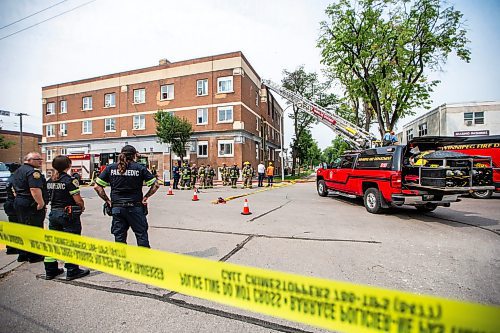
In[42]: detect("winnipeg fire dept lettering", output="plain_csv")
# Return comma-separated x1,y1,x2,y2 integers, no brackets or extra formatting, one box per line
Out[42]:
110,169,140,176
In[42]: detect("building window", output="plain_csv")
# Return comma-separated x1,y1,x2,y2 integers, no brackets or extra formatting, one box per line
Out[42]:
474,112,484,124
197,79,208,96
418,123,427,137
197,141,208,157
105,118,116,132
217,76,233,93
46,102,55,115
133,115,145,130
60,148,67,155
406,128,414,141
82,96,92,111
60,123,67,136
256,142,259,159
104,93,116,107
160,84,174,100
133,88,145,104
218,140,234,157
46,149,54,162
464,112,485,125
60,100,67,114
256,116,260,131
256,92,259,106
217,106,233,123
82,120,92,134
197,108,208,125
46,125,55,137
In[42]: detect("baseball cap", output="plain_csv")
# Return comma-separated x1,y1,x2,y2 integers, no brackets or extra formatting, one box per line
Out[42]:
121,145,137,155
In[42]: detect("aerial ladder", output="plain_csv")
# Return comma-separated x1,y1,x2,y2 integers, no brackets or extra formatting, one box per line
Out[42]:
261,79,377,149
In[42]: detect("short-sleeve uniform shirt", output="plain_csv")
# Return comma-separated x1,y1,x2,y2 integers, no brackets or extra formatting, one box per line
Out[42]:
47,173,80,209
12,164,48,203
96,162,156,203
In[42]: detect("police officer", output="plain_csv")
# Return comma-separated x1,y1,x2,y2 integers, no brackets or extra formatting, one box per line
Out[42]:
45,155,89,280
229,163,240,189
198,163,206,189
94,145,160,248
172,161,180,190
12,152,48,263
4,163,20,255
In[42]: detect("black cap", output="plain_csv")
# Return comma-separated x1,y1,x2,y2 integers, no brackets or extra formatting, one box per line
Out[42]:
121,145,137,155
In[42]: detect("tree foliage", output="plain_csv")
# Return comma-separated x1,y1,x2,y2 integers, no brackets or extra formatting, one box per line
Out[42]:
322,136,350,164
0,134,15,149
318,0,470,137
154,110,193,161
293,129,322,169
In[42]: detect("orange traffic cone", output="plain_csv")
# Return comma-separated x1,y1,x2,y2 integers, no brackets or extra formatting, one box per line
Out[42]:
241,199,252,215
192,190,199,201
167,186,174,195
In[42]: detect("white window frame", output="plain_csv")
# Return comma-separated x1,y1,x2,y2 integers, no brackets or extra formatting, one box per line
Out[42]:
218,139,234,157
104,93,116,107
217,76,233,93
217,105,233,123
196,108,208,125
46,124,55,137
46,102,55,115
197,141,208,157
60,148,67,155
60,100,67,114
255,91,259,106
59,123,67,136
160,84,174,100
82,96,92,111
82,120,92,134
133,115,145,130
46,149,54,162
406,128,414,141
197,79,208,96
104,118,116,132
133,88,145,104
418,123,427,137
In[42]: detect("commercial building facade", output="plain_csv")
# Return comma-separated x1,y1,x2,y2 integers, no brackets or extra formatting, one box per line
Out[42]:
400,101,500,144
41,52,283,179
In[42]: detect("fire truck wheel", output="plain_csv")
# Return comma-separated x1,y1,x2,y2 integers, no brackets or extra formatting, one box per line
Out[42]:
363,188,383,214
470,190,493,199
415,203,438,212
317,180,328,197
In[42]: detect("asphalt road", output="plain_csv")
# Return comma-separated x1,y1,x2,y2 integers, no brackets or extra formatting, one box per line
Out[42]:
0,182,499,333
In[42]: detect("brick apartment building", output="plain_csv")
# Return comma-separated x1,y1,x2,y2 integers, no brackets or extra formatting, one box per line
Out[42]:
0,129,41,163
41,51,283,179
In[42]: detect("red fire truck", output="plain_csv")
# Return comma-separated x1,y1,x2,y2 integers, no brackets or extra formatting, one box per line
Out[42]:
67,154,96,184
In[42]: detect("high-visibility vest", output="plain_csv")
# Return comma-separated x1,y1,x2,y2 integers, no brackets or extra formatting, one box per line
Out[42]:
266,166,274,176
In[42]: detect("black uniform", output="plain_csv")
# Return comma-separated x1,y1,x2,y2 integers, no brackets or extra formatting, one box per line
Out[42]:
4,173,18,254
45,173,83,277
12,164,48,262
96,161,156,247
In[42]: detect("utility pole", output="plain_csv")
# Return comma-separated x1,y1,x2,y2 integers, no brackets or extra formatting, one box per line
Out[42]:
15,113,29,163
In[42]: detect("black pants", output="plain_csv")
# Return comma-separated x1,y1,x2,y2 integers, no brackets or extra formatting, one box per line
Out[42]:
173,177,180,189
258,173,264,187
46,210,82,275
267,176,274,186
3,200,18,253
14,197,45,261
111,206,150,248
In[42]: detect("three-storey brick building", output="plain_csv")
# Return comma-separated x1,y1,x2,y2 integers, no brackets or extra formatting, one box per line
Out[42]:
41,52,283,179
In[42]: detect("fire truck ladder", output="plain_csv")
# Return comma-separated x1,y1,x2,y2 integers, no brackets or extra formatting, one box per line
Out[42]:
262,79,376,149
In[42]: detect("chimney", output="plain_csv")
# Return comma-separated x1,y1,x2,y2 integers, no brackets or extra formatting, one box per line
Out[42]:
159,58,171,65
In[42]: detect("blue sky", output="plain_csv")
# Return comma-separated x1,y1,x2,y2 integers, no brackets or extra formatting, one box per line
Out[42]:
0,0,499,150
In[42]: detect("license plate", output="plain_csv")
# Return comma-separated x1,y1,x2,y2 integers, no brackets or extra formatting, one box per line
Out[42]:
423,195,434,200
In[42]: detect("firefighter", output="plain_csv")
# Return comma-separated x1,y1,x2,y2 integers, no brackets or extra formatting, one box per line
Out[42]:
45,155,89,280
242,162,254,189
198,164,206,189
4,163,20,255
229,163,240,189
221,163,229,186
180,162,192,190
191,163,198,189
12,152,48,263
205,164,213,188
94,145,160,248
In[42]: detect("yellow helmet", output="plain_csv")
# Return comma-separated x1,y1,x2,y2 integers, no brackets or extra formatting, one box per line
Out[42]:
244,161,250,165
269,162,273,166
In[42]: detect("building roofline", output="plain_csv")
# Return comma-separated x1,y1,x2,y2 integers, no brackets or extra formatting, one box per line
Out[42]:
42,51,259,90
0,129,42,139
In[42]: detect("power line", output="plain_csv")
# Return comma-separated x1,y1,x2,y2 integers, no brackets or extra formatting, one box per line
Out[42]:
0,0,69,30
0,0,97,42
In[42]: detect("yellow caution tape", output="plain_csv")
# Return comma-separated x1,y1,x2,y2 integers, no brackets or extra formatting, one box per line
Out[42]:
0,221,498,332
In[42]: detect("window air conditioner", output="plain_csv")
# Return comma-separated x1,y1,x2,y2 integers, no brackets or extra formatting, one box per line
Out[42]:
465,120,473,126
105,103,111,107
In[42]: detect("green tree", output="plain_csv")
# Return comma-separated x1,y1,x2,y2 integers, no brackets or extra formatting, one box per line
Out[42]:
0,134,15,149
322,136,350,164
154,110,193,162
282,66,337,175
318,0,470,137
294,130,322,169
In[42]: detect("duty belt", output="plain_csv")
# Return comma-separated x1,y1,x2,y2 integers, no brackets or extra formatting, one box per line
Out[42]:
112,202,143,208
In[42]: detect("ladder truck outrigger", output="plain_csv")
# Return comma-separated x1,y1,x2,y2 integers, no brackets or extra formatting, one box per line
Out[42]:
261,79,494,214
261,79,377,150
